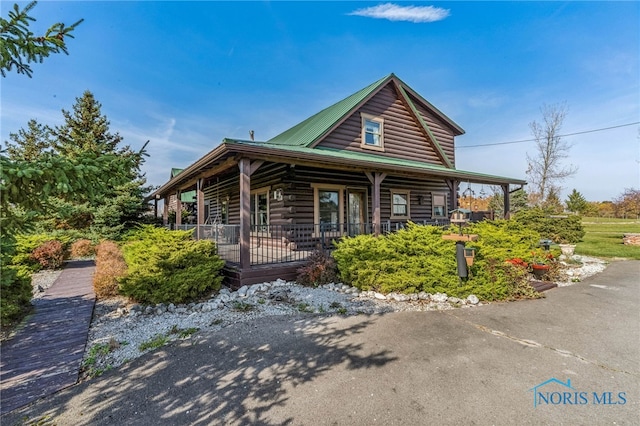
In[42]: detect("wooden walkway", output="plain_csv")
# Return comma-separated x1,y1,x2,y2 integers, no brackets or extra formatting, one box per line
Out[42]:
0,260,96,415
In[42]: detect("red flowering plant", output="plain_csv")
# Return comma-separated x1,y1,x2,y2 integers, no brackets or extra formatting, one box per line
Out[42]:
505,258,528,268
529,250,555,266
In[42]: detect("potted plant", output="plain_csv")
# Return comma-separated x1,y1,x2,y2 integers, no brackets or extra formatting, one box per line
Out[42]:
529,250,554,279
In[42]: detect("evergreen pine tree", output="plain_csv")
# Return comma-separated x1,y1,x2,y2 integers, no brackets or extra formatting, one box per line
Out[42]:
53,91,123,158
565,189,588,215
4,118,53,160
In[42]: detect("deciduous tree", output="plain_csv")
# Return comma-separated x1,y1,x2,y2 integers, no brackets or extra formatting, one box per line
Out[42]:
614,188,640,219
526,103,577,205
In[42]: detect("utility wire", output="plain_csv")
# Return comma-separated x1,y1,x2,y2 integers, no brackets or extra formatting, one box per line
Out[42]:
455,121,640,149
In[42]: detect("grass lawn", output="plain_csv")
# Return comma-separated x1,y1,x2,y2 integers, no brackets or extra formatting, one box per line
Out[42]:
577,217,640,260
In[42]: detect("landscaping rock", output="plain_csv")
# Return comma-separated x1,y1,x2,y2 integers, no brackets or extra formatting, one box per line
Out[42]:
431,293,448,303
467,295,479,305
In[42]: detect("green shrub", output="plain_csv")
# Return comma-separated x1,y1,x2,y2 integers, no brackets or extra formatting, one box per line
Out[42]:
513,208,585,244
1,234,33,326
296,250,338,287
1,262,32,326
118,226,225,304
30,240,65,270
93,241,127,299
332,222,541,301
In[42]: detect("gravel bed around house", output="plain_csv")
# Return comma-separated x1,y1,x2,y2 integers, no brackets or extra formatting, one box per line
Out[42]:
80,255,608,379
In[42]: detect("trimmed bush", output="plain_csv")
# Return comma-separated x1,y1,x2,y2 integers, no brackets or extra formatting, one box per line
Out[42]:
93,241,127,299
71,239,96,258
296,251,338,287
118,226,225,304
30,240,65,270
513,208,585,244
332,221,542,301
13,233,74,270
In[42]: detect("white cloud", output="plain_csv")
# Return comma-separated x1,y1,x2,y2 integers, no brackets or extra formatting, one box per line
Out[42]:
349,3,450,23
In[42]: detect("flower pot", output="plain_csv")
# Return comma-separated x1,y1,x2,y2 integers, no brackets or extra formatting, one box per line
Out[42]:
531,263,550,279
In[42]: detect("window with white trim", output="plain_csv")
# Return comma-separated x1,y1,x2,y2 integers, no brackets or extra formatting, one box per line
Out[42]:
391,190,410,219
361,113,384,151
250,188,269,231
432,193,447,218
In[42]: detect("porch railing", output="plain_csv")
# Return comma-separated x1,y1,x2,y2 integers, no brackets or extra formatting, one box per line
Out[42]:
173,220,452,266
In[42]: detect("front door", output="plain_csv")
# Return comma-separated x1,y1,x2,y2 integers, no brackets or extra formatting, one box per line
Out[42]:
347,189,367,236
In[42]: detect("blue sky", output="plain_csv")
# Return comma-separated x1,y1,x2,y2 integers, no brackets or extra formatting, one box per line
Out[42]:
1,1,638,201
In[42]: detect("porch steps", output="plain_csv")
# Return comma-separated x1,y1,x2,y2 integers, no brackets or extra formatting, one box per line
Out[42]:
223,261,306,289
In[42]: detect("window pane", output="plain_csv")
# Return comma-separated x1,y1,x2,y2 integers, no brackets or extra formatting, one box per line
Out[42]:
319,190,339,226
365,120,380,133
364,119,381,146
392,193,408,216
221,201,228,224
433,194,446,217
257,193,268,226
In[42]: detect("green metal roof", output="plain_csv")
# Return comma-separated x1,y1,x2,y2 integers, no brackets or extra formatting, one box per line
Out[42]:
170,168,196,202
266,74,392,147
223,139,526,185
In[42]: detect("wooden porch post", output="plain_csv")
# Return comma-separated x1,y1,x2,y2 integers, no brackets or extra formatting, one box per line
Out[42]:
447,179,459,211
239,159,264,269
154,197,158,219
239,158,251,269
176,190,182,226
366,172,387,236
196,179,205,239
162,197,169,226
502,184,511,219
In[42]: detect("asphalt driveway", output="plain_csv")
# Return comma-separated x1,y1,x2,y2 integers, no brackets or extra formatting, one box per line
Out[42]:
3,260,638,425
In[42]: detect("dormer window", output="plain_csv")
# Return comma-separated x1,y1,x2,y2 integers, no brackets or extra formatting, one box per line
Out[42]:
361,113,384,151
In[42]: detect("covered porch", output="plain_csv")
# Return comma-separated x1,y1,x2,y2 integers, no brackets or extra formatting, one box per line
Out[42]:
152,148,524,287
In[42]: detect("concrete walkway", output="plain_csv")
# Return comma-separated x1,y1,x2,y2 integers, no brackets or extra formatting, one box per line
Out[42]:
2,260,637,425
0,260,96,415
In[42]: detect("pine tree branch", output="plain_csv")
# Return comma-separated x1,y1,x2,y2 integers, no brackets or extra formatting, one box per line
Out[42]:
0,1,83,77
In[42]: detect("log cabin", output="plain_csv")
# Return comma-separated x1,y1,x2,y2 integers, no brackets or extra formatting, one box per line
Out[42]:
151,74,526,287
